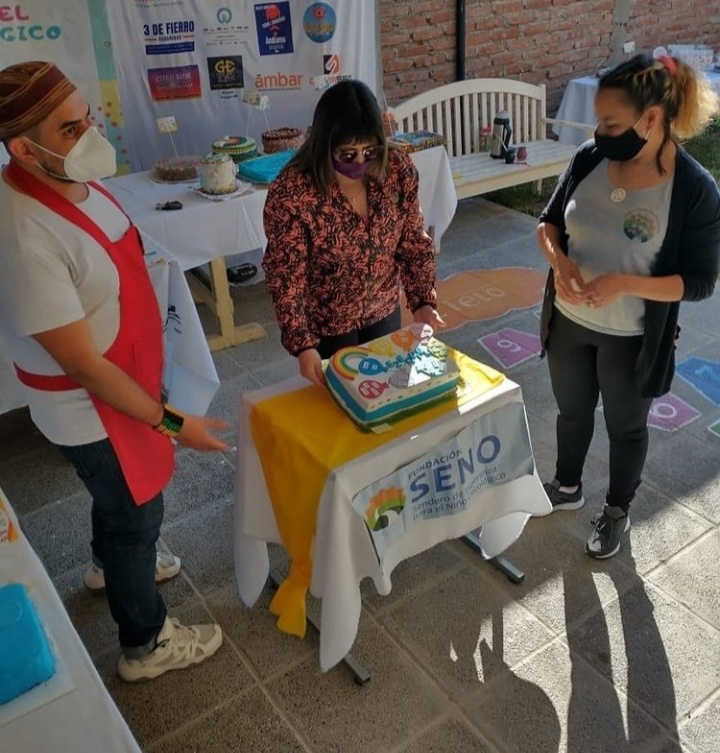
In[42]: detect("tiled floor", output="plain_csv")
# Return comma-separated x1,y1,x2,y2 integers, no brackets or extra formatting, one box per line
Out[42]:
3,196,720,752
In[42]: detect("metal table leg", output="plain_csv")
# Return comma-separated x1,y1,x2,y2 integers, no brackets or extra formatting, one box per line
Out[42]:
462,531,525,584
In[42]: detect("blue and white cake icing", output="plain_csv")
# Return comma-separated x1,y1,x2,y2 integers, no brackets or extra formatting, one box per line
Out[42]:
0,583,56,705
326,323,459,427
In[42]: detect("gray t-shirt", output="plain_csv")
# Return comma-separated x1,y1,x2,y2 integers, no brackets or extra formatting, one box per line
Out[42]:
555,159,674,335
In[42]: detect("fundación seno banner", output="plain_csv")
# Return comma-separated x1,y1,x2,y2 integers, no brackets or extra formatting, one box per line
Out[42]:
0,0,129,171
352,401,536,566
106,1,378,171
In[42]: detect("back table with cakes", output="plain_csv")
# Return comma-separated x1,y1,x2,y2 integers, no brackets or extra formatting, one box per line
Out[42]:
102,142,458,352
233,325,552,676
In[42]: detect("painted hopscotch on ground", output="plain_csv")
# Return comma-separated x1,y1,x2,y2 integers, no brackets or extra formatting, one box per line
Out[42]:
478,326,715,433
478,328,542,369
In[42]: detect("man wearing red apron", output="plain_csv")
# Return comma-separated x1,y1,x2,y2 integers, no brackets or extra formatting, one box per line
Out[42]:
0,62,226,682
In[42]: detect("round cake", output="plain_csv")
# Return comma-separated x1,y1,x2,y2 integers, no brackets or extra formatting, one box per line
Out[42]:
211,136,258,164
261,127,303,154
198,153,237,195
151,156,200,183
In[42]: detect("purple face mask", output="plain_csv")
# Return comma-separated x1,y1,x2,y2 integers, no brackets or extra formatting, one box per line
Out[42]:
332,159,371,180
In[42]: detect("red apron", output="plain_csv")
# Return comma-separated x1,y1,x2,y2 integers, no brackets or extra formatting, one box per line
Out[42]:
6,162,174,505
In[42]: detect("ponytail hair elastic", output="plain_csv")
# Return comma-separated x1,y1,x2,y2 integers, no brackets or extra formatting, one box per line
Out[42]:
657,55,678,77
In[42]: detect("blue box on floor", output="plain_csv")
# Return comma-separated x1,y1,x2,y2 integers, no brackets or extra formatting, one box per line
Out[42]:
0,583,56,705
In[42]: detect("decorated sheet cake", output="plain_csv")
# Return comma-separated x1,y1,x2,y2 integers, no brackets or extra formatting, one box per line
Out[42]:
326,324,459,428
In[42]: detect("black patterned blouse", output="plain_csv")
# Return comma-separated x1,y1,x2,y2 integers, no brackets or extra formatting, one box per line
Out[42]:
262,148,437,356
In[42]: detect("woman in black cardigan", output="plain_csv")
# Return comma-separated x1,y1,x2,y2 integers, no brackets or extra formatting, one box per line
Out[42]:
536,53,720,558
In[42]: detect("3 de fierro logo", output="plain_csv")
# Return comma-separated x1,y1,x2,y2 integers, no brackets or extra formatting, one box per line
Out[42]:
207,56,244,90
254,2,294,56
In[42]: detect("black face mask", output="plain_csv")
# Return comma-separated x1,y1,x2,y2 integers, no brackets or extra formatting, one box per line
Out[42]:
594,120,648,162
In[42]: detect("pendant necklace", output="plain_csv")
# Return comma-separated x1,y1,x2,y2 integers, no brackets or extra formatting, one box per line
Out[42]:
610,186,626,203
610,162,627,203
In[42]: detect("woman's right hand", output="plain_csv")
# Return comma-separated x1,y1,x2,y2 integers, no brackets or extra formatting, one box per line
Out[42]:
553,254,586,304
298,348,326,385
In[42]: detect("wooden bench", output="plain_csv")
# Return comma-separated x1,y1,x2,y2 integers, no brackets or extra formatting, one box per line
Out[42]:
392,78,594,200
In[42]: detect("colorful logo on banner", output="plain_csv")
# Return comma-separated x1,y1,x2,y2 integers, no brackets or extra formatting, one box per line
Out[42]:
142,19,195,55
478,328,541,369
254,71,303,90
303,2,336,43
0,4,61,42
207,56,244,90
352,402,535,565
147,65,201,101
254,2,294,55
676,357,720,406
312,53,353,89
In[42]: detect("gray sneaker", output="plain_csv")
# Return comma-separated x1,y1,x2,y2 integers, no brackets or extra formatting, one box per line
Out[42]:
117,617,223,682
585,505,630,559
543,479,585,511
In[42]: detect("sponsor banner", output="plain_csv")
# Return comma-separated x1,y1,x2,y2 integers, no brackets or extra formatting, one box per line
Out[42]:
352,402,535,565
254,2,293,56
207,55,244,90
0,0,128,172
148,64,202,100
106,0,378,170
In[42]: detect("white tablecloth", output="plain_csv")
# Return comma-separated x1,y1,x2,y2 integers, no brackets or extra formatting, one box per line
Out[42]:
102,147,458,272
234,375,551,671
0,237,219,416
554,71,720,145
0,488,142,753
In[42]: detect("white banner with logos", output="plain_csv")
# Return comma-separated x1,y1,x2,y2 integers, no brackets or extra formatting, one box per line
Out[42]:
352,401,537,567
0,0,123,167
106,1,377,171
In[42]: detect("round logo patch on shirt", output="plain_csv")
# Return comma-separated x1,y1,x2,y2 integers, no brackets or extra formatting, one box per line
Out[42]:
623,209,659,243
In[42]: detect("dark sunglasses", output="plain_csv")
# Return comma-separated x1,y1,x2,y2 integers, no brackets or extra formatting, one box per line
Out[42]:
334,145,383,163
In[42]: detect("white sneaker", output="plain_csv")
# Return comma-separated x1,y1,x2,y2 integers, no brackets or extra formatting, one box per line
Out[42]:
83,552,181,591
117,617,223,682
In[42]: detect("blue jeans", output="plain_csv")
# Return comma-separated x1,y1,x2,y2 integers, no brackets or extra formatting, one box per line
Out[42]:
59,439,167,655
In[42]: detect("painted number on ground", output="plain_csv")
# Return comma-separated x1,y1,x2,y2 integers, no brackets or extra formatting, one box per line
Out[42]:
676,357,720,406
647,393,700,432
478,328,541,369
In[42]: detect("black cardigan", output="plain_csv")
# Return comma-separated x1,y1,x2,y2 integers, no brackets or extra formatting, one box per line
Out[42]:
538,141,720,398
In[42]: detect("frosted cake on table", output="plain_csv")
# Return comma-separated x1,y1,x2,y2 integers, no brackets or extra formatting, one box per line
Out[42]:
326,324,459,428
198,152,237,195
211,135,258,163
0,583,56,705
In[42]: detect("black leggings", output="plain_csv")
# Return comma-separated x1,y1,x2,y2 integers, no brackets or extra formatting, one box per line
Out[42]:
546,310,653,509
316,307,402,359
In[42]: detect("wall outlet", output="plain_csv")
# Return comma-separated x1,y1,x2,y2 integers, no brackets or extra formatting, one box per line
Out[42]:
623,41,636,54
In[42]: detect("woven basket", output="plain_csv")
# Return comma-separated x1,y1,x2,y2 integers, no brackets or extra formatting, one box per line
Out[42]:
261,127,303,154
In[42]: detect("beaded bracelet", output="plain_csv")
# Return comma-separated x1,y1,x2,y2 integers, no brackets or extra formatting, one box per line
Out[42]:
153,404,185,438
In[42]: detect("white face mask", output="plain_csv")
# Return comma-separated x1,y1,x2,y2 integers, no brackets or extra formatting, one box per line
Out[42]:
26,126,117,183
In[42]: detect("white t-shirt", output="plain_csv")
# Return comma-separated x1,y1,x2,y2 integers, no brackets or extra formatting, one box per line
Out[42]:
556,159,673,336
0,177,130,446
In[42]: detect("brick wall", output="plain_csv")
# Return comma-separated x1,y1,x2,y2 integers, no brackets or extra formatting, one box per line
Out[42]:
380,0,720,114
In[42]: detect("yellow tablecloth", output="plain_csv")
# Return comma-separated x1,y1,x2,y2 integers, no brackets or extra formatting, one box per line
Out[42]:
250,351,504,637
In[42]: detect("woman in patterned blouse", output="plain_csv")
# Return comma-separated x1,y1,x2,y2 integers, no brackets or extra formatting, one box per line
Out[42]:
262,79,443,385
